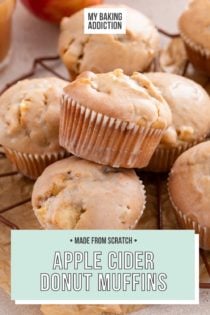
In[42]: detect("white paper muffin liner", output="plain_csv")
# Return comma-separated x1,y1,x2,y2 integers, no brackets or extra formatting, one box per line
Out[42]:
180,30,210,74
4,147,66,180
146,137,206,173
180,30,210,58
167,174,210,250
59,95,165,169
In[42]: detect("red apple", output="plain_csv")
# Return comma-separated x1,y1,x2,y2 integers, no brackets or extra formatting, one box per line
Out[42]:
21,0,103,23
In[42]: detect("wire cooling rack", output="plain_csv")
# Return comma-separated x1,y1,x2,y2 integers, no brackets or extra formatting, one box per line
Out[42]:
0,29,210,290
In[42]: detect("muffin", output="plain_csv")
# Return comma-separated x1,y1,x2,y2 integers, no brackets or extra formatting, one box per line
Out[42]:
32,156,145,229
59,69,172,168
179,0,210,75
145,72,210,172
41,304,143,315
159,37,188,75
58,4,160,78
0,77,69,179
168,141,210,250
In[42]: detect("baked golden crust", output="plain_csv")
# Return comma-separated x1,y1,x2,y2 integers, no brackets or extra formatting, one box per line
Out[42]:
146,72,210,146
0,77,68,154
32,156,145,229
58,4,160,75
63,69,172,129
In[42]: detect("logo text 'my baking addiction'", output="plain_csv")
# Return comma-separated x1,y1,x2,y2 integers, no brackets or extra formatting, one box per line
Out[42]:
84,8,127,34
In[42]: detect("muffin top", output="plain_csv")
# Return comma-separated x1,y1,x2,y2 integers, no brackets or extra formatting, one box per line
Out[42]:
168,141,210,227
32,156,145,230
59,4,160,75
179,0,210,54
0,77,68,154
63,69,172,129
146,72,210,146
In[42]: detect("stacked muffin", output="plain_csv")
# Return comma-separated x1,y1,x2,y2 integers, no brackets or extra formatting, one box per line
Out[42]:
30,67,173,233
59,69,171,168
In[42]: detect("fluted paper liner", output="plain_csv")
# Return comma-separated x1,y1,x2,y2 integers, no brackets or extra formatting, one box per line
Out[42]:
146,137,206,172
131,179,146,229
3,147,66,180
180,30,210,75
168,175,210,250
59,95,165,169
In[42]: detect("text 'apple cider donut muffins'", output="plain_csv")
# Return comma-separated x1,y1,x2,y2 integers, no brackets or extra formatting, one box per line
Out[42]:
32,156,146,230
179,0,210,76
145,72,210,172
0,77,69,179
59,69,172,168
58,4,160,78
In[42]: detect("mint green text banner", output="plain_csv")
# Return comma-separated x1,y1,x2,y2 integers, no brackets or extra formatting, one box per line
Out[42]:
11,230,198,303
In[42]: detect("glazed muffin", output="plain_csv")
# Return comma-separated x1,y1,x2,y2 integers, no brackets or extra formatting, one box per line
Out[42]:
179,0,210,75
59,4,160,78
145,72,210,172
59,69,172,168
168,141,210,250
0,77,69,179
32,156,145,229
